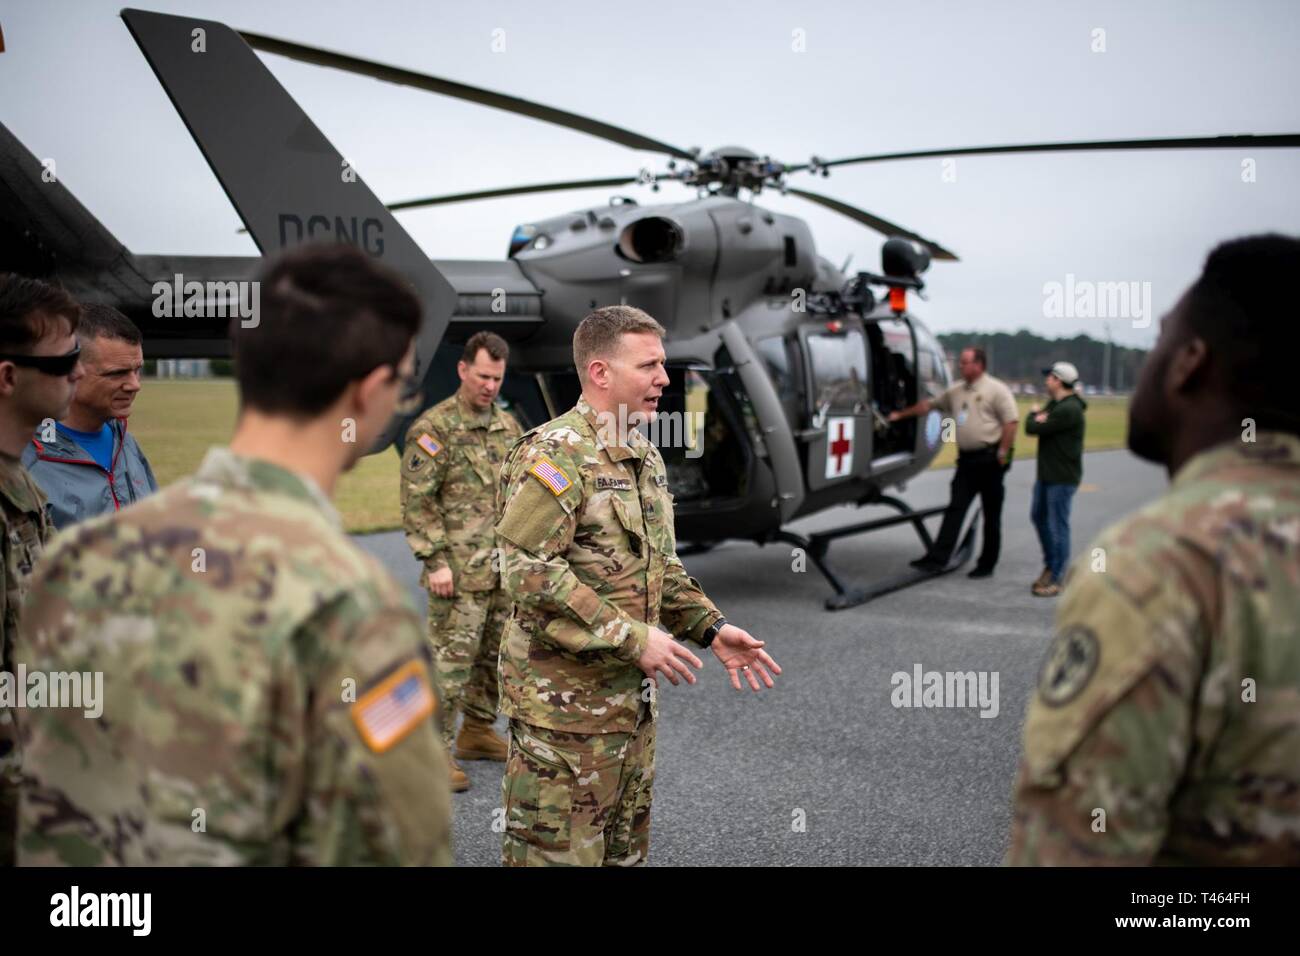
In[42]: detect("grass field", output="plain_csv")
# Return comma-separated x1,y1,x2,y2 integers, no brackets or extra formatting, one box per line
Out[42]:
131,381,1128,533
131,379,402,533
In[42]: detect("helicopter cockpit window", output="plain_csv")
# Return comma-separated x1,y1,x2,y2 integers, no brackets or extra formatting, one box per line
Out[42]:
913,325,951,398
806,330,869,411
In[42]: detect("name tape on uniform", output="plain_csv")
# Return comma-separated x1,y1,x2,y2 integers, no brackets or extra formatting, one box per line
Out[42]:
528,457,573,496
350,659,436,753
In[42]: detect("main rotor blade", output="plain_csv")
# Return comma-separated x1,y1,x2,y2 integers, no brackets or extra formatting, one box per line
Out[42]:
784,187,959,261
387,176,642,212
240,30,695,160
788,133,1300,172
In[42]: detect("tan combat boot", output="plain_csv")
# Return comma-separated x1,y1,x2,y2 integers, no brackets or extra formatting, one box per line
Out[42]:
449,755,470,792
455,715,509,762
1032,567,1052,590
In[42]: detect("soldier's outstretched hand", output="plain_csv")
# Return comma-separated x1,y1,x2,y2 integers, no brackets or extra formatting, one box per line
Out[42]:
712,625,781,692
638,626,702,687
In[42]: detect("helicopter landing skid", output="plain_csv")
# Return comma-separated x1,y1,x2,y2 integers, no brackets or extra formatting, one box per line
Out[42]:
771,497,980,611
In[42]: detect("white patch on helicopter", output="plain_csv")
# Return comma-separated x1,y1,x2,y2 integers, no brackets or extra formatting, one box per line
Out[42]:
825,417,854,479
924,410,942,450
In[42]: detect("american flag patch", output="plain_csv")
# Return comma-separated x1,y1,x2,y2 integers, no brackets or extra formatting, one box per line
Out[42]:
528,457,572,496
415,433,442,459
349,660,436,754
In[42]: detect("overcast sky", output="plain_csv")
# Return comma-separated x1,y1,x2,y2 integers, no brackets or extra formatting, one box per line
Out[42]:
3,0,1298,347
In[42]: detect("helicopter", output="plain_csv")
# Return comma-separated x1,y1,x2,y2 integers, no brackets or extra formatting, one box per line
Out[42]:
3,8,1297,608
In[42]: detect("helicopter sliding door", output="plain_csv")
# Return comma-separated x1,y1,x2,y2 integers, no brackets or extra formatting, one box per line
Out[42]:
797,321,873,492
865,317,918,461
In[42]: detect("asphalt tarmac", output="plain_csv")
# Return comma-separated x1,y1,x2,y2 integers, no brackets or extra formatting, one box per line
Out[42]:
355,448,1168,866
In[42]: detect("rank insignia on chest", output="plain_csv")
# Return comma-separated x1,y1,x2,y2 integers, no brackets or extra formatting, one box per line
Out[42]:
415,433,442,459
595,476,632,491
350,660,437,753
528,456,573,496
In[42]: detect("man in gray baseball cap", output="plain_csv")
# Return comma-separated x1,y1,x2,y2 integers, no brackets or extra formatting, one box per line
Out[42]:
1025,361,1087,596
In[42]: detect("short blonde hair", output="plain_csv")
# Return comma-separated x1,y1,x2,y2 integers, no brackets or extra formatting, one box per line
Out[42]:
572,305,665,382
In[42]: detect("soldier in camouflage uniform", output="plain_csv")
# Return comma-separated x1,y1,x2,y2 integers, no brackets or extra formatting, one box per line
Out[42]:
401,331,522,792
1008,234,1300,865
14,246,452,866
0,275,83,867
494,305,781,866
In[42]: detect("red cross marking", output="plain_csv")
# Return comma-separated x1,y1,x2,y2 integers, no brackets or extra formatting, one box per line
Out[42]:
830,421,852,470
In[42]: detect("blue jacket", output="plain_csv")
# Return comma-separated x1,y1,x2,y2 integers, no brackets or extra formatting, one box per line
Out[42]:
22,418,159,530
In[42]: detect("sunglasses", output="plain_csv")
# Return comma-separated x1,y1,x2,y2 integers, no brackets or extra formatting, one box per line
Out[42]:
0,342,81,376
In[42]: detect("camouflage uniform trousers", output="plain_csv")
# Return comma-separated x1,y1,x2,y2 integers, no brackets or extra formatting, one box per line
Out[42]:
427,587,509,746
500,716,655,867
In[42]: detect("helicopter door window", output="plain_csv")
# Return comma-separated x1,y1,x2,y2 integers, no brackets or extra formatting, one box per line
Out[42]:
755,336,791,394
655,365,749,505
874,318,916,410
866,318,919,459
756,334,804,426
806,330,869,416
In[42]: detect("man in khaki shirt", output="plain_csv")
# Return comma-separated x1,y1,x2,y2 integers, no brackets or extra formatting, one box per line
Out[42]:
891,346,1019,577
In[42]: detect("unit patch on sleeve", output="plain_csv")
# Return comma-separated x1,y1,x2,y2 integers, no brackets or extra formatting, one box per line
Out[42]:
1037,625,1101,708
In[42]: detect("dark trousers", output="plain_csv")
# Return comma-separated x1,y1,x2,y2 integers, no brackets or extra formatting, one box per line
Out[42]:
929,449,1006,571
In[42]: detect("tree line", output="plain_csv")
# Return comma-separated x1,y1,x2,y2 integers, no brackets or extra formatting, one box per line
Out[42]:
935,329,1147,391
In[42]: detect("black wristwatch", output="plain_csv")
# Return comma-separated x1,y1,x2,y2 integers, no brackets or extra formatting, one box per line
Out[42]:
699,617,727,647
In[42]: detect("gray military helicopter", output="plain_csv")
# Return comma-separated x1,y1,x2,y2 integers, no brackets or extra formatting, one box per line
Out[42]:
4,9,1297,607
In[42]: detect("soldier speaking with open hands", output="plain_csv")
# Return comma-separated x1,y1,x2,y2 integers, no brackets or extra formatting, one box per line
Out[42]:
494,305,780,866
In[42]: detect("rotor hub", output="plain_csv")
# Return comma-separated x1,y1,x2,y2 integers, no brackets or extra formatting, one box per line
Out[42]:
657,146,787,196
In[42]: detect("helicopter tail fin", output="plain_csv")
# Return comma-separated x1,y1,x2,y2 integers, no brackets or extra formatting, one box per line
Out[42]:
121,8,458,451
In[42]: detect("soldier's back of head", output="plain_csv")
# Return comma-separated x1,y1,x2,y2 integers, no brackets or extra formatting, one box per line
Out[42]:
15,244,451,866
